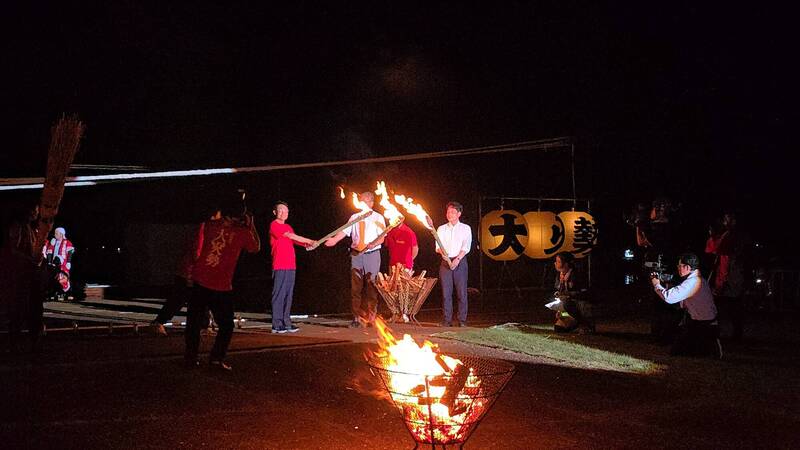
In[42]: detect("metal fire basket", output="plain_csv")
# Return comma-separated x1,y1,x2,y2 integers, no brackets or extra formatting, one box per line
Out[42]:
369,354,515,449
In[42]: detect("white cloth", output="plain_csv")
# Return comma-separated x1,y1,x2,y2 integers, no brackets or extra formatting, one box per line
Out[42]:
653,269,717,321
343,211,386,250
435,221,472,258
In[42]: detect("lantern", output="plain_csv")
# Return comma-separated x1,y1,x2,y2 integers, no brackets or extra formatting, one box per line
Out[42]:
522,212,565,259
558,211,598,258
480,210,528,261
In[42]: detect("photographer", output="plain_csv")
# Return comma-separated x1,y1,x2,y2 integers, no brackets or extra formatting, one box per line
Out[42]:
184,194,260,371
650,252,723,358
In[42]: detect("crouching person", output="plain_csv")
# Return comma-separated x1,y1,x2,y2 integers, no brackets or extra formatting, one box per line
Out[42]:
650,252,722,358
551,252,594,334
185,199,260,371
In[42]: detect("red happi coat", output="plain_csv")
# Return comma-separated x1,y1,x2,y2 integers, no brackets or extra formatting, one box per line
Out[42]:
43,238,75,275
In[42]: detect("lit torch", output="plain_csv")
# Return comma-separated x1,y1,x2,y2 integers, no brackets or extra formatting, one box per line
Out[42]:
395,194,451,265
307,192,373,250
351,181,404,256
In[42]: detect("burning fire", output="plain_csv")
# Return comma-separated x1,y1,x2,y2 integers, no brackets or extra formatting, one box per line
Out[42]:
394,194,434,229
374,181,404,225
371,318,486,444
337,186,345,199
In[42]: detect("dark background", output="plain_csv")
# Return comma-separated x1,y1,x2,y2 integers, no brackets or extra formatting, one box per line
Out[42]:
2,2,796,312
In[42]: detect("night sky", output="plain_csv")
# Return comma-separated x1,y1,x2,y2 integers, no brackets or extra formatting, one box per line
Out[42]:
2,2,796,260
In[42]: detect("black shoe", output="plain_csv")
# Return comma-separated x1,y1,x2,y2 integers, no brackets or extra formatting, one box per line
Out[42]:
349,320,361,328
209,360,232,372
439,321,452,327
286,325,300,333
271,328,287,334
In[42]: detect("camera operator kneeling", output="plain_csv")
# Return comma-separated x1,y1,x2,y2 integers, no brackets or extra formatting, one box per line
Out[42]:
651,253,723,359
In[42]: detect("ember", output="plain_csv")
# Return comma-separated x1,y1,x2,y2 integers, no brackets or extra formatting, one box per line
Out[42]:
368,318,515,447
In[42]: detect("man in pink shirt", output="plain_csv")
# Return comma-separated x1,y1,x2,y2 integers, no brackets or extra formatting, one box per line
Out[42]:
384,222,418,269
269,201,315,333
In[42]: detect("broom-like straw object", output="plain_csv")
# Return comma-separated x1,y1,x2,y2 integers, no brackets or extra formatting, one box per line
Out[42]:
35,114,85,250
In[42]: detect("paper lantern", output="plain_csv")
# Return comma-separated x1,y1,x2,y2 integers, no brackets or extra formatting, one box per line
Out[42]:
558,211,598,257
522,212,565,259
480,210,528,261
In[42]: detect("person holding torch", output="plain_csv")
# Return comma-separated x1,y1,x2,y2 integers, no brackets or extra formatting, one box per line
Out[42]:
436,201,472,327
324,191,386,328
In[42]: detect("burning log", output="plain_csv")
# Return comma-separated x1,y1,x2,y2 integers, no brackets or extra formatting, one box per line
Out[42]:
439,363,470,414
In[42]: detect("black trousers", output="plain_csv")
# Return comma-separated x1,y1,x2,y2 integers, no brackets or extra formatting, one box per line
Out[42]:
155,276,191,324
184,285,234,362
670,316,720,357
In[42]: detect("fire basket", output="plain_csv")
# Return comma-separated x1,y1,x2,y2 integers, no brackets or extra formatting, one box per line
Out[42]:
374,263,438,324
369,353,515,449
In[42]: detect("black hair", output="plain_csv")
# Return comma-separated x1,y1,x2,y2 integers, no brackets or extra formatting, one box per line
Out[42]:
678,252,700,270
555,251,575,268
274,200,289,210
446,201,463,213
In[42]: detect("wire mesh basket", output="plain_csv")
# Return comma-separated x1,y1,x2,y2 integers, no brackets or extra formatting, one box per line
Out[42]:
369,354,515,448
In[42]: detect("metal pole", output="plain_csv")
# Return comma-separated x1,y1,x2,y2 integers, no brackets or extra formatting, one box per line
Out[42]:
478,196,483,297
587,199,592,288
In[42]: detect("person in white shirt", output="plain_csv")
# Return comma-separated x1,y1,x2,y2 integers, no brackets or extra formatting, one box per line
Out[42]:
435,201,472,327
325,191,386,328
651,252,723,358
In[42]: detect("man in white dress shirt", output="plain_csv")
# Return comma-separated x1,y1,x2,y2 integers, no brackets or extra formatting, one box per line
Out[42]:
651,252,723,358
325,191,387,328
435,201,472,327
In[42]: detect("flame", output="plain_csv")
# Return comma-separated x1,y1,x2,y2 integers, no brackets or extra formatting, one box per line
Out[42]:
371,318,485,444
351,192,371,213
394,194,434,229
338,186,345,199
374,181,404,225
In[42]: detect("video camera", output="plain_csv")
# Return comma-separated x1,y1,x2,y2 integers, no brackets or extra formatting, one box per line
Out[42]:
646,254,673,283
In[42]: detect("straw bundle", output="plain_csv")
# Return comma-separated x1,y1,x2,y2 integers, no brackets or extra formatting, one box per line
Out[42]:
35,114,85,249
374,263,438,324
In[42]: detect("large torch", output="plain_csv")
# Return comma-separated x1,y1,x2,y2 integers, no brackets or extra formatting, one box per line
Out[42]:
394,194,451,266
351,181,404,256
307,192,373,250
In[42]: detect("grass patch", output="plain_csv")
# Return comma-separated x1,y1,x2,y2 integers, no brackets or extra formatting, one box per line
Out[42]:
434,323,663,374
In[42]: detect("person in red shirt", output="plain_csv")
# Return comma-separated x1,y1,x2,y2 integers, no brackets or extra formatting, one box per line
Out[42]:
384,222,418,270
185,200,260,371
269,201,315,333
